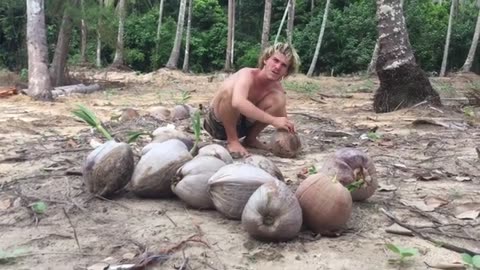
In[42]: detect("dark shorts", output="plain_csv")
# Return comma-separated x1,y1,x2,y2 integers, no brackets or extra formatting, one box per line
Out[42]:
203,109,253,140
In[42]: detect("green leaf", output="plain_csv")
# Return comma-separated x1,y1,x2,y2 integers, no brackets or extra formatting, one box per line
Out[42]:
367,131,381,141
308,165,317,175
347,179,364,192
127,131,151,143
472,255,480,268
398,247,418,257
462,253,473,265
31,201,47,214
386,243,401,254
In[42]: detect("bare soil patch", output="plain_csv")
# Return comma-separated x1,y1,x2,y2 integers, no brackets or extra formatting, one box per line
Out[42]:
1,70,479,270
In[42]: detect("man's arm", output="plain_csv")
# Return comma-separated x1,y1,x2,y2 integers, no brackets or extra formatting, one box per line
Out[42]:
231,71,275,125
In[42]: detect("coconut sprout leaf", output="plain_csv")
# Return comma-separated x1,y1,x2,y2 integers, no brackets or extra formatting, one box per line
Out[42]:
472,255,480,267
386,243,401,254
347,179,364,192
72,104,113,140
0,248,27,264
30,201,47,214
127,131,152,143
462,253,473,265
192,110,201,143
308,165,317,175
398,247,418,257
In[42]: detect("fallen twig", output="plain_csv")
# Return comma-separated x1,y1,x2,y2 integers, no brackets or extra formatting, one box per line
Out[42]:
65,170,83,176
63,207,81,253
93,194,131,210
318,93,353,99
288,112,331,122
423,261,466,269
308,96,327,104
380,208,480,256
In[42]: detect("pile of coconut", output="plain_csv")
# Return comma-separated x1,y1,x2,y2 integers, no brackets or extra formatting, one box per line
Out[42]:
82,123,377,242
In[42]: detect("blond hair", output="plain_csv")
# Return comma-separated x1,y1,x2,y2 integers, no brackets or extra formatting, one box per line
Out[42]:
258,43,300,77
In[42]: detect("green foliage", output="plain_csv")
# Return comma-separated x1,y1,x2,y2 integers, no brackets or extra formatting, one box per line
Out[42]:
308,165,317,175
126,131,153,143
346,179,364,192
462,253,480,269
30,201,47,215
283,80,320,94
386,243,419,264
0,248,27,265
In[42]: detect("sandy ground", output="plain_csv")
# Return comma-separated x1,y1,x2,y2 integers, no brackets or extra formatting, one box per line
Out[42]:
0,69,479,270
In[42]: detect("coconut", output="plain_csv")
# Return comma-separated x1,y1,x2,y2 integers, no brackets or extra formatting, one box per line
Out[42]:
148,106,171,121
119,108,140,122
130,139,192,198
242,181,302,241
322,148,378,201
171,104,192,120
83,140,134,197
172,156,226,209
152,125,194,150
270,130,302,158
243,154,284,181
197,144,233,164
208,164,278,219
295,173,352,234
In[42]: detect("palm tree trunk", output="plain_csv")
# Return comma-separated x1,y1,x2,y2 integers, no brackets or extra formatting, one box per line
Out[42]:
462,7,480,72
155,0,165,64
80,0,87,64
26,0,53,101
275,0,290,44
111,0,126,68
307,0,331,77
166,0,187,69
261,0,272,51
440,0,456,77
287,0,295,44
225,0,235,71
182,0,194,72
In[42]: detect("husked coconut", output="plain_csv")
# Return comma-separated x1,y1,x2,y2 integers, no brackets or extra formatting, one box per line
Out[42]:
244,154,284,181
172,156,226,209
152,126,194,150
295,173,352,235
208,164,278,219
270,130,302,158
197,144,233,164
171,104,193,120
322,148,378,201
131,139,192,197
83,140,134,197
119,108,140,122
141,141,188,156
242,181,302,241
148,106,171,121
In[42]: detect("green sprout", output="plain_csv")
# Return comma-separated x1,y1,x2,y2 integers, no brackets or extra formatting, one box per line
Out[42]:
126,131,154,143
462,253,480,269
386,243,418,264
308,165,317,175
72,104,113,140
346,179,364,192
0,248,27,265
367,131,381,141
190,110,201,155
463,106,475,118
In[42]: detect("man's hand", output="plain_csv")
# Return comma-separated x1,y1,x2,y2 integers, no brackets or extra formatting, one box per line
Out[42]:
271,117,295,133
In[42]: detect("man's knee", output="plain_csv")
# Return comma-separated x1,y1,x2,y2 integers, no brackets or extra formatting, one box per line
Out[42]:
258,91,286,114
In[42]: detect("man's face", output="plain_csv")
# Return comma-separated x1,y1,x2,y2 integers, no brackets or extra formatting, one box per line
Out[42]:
263,52,289,81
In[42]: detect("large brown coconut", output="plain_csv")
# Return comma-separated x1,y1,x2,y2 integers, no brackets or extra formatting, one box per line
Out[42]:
130,139,192,198
197,144,233,164
322,148,378,201
242,181,302,241
295,173,352,234
243,155,284,181
270,130,302,158
172,156,226,209
83,140,134,197
208,164,278,219
152,126,194,150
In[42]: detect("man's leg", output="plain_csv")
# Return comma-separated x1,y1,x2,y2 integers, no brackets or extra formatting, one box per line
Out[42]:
243,90,286,150
215,96,249,156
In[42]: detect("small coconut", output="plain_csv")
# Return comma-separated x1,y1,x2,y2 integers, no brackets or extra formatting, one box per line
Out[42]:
197,144,233,164
171,104,192,120
295,173,352,234
172,156,226,209
208,164,278,219
322,148,378,201
242,181,302,241
152,125,194,150
270,130,302,158
148,106,171,121
119,108,140,122
130,139,192,198
243,155,284,181
83,140,134,197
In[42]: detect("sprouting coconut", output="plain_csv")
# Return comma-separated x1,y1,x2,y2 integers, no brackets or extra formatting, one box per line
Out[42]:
270,130,302,158
243,154,284,181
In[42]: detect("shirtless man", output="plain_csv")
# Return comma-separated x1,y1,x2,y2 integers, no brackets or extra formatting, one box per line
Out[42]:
203,43,300,157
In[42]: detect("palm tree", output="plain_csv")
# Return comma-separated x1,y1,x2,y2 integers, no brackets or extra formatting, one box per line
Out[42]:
182,0,194,72
440,0,457,76
462,1,480,72
166,0,187,69
261,0,272,51
307,0,331,77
